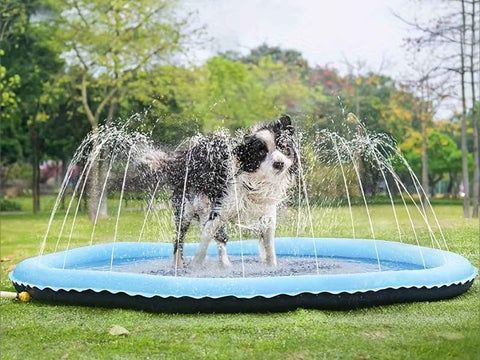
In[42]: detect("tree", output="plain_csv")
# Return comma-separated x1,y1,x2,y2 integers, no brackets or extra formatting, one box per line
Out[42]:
157,56,309,133
342,58,368,120
0,49,22,164
396,0,480,216
41,74,92,163
57,0,201,220
1,0,64,213
459,0,470,217
400,129,464,195
403,66,446,205
237,43,309,71
121,64,203,145
469,0,479,217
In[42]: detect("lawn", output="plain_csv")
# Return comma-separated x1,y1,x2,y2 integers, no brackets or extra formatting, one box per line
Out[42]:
1,196,479,359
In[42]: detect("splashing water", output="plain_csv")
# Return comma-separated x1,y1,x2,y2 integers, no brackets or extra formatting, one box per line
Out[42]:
39,111,450,277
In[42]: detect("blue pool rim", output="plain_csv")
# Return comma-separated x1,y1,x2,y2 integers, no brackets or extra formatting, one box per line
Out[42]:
10,238,477,312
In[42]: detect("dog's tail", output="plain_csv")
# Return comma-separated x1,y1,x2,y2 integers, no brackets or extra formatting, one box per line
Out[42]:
142,148,170,172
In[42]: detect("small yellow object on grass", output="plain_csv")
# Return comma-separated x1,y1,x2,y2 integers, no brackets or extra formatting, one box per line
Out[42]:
18,291,31,302
0,291,32,301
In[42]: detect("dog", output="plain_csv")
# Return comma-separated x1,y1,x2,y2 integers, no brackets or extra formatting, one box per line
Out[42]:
145,115,297,268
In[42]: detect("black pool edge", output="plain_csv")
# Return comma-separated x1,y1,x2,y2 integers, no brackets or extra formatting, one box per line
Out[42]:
12,280,475,313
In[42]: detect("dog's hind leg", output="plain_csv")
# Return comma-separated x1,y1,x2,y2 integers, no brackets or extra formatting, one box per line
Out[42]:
191,217,222,268
173,219,190,268
173,193,191,268
172,188,194,267
214,226,231,268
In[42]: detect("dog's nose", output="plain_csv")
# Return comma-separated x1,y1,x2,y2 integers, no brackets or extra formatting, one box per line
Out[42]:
273,161,284,171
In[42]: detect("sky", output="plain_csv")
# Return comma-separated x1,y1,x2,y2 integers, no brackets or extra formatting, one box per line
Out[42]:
183,0,415,77
181,0,459,118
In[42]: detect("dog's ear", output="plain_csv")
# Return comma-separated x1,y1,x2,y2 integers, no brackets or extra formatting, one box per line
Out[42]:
278,114,291,128
233,135,254,163
273,114,294,136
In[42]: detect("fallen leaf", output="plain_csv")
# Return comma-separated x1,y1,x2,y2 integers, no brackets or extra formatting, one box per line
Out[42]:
109,325,130,336
438,332,464,341
356,355,370,360
361,331,386,339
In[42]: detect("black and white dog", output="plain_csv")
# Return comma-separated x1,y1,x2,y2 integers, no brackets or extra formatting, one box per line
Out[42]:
146,115,296,268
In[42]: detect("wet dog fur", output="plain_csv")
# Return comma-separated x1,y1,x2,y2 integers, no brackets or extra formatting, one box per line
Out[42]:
145,115,297,268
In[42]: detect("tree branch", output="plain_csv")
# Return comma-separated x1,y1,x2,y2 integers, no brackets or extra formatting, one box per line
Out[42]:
72,43,89,71
93,85,118,122
71,0,90,29
81,74,96,127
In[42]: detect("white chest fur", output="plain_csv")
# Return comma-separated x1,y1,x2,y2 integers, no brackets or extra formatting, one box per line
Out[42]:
220,171,290,231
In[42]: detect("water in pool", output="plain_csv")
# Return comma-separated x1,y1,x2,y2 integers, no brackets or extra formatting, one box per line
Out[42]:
79,255,422,278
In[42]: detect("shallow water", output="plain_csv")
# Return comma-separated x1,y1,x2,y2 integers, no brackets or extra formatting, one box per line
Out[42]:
82,255,421,278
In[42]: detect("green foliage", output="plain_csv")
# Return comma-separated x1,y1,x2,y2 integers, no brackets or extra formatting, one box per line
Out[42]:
198,56,299,131
58,0,186,75
0,196,22,211
0,55,23,163
2,162,32,181
56,0,201,130
0,0,65,165
301,144,360,204
0,50,21,114
399,129,470,190
1,3,473,195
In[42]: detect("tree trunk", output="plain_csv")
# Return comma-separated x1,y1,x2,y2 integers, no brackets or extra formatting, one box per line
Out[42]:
470,0,479,217
460,0,470,218
30,124,40,214
106,99,117,126
473,104,479,218
420,83,429,208
421,115,429,207
88,171,108,221
60,157,70,210
87,100,117,221
81,73,118,222
446,172,455,198
88,124,108,221
429,176,436,197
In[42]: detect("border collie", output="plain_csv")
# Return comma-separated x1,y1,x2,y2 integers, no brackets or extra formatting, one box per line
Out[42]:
145,115,296,268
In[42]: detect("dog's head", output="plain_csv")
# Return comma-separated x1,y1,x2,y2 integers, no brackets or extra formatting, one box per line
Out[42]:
235,115,297,181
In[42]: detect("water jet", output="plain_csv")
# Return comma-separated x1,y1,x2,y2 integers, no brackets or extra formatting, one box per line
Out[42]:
9,118,477,312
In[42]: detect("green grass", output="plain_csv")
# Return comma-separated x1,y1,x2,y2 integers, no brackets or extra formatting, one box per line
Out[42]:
1,197,479,359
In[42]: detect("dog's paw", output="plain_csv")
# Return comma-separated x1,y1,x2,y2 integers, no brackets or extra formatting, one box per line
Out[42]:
262,257,277,268
173,257,185,269
173,250,185,268
218,257,232,270
190,255,206,269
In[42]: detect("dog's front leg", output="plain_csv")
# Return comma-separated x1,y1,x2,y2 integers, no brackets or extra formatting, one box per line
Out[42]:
191,217,222,268
214,226,231,269
259,208,277,267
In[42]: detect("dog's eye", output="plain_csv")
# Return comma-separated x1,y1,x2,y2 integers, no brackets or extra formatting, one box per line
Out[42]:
277,144,291,156
259,148,268,155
